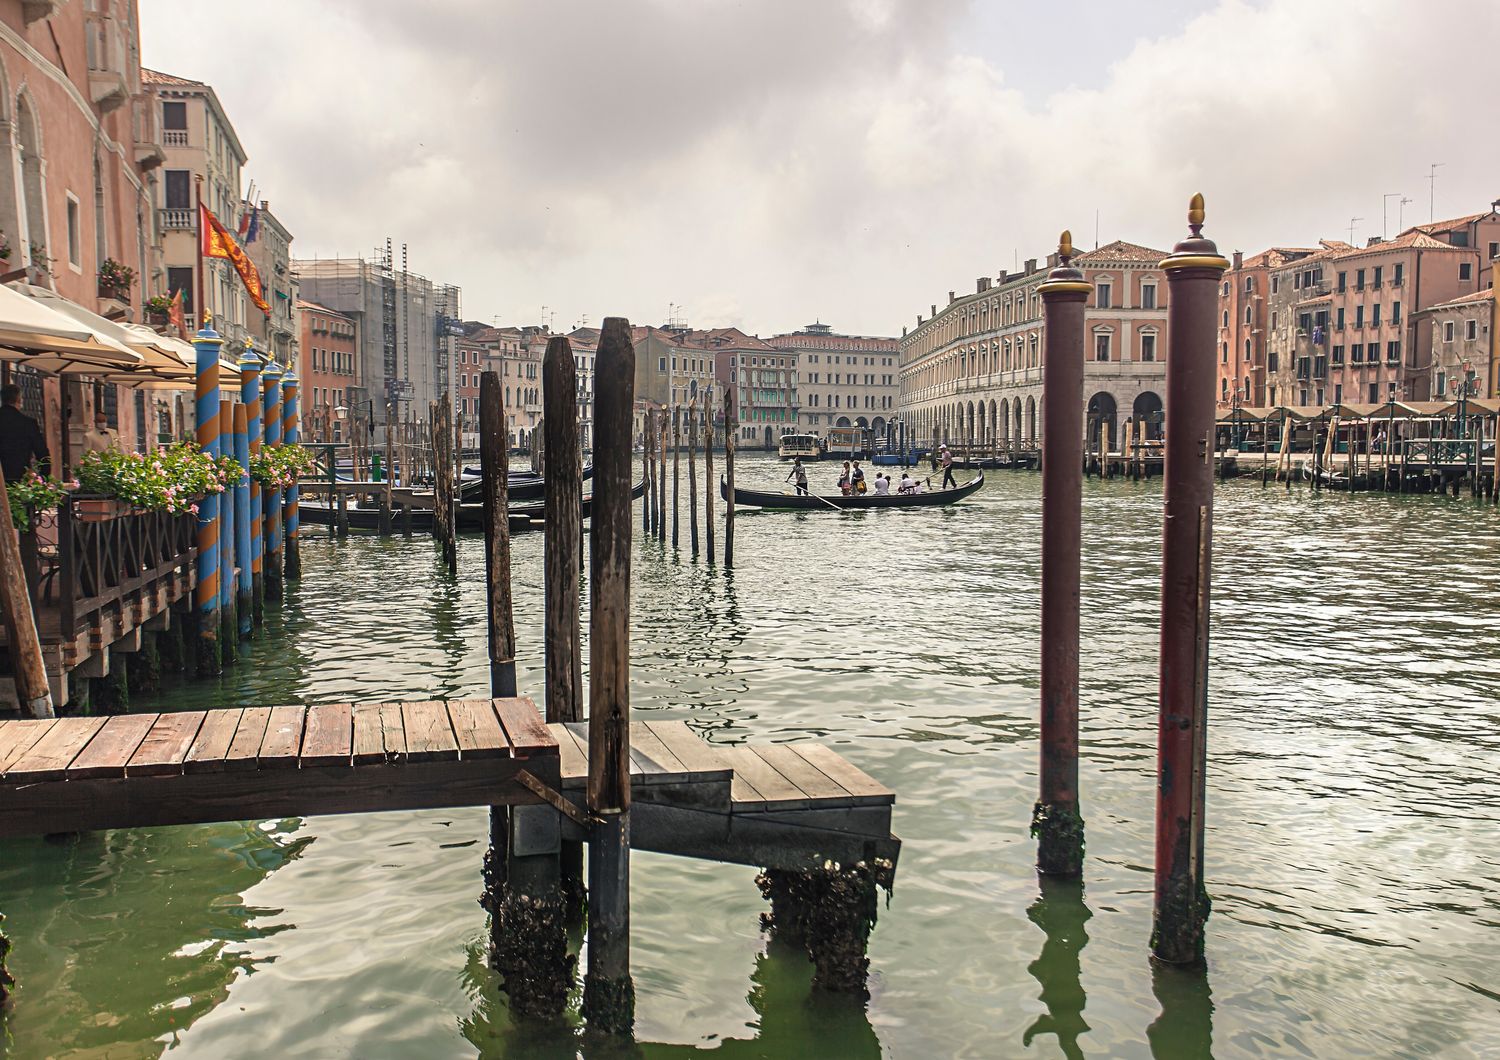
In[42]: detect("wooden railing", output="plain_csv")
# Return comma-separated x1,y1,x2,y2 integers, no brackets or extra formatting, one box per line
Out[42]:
54,497,196,636
1403,439,1480,465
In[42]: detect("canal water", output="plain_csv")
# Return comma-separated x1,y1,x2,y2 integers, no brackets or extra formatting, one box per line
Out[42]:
2,455,1498,1058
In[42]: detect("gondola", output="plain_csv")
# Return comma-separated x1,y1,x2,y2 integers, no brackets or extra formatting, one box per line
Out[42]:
457,462,594,504
722,470,983,510
298,478,644,533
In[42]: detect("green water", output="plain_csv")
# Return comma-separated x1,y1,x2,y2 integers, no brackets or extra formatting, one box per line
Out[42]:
2,455,1498,1058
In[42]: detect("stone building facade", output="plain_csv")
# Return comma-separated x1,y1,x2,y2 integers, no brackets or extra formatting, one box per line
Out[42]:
1417,289,1494,400
296,299,358,441
899,241,1170,452
244,200,297,366
1216,247,1316,412
765,323,898,438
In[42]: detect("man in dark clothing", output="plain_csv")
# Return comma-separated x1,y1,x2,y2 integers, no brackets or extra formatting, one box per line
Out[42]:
0,383,50,484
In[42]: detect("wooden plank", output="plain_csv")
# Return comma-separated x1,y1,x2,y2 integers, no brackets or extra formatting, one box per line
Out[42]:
492,697,556,758
447,699,510,759
184,709,243,774
0,757,543,838
792,744,894,802
566,721,641,775
67,714,157,779
0,719,57,775
257,706,306,769
377,703,407,761
301,703,353,767
127,712,206,777
645,721,740,785
720,746,809,811
351,704,385,764
401,701,458,762
225,707,272,771
548,722,587,784
629,721,687,777
751,743,856,806
4,717,106,781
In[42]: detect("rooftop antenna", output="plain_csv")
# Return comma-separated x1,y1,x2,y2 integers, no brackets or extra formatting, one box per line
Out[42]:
1382,193,1402,239
1094,209,1100,250
1399,195,1413,230
1347,216,1363,245
1428,162,1444,221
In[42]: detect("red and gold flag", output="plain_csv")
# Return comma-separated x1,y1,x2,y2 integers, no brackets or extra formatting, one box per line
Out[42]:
168,288,188,339
200,203,270,316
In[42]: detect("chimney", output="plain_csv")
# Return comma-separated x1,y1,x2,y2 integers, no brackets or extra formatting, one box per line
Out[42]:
931,304,937,316
1024,258,1037,274
948,291,956,304
1233,250,1243,269
917,314,924,325
1367,236,1383,247
997,269,1009,285
1046,252,1058,268
902,326,908,337
977,277,992,293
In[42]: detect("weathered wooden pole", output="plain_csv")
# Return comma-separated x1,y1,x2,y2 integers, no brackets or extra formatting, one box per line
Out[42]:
481,375,517,698
656,412,666,544
193,321,223,674
687,398,700,556
429,402,441,543
1151,194,1229,965
704,392,716,562
379,400,394,536
542,338,585,915
672,404,681,548
583,316,636,1034
261,361,284,603
1034,231,1089,877
0,463,53,717
282,367,302,580
641,407,652,533
239,348,264,626
442,393,458,574
218,397,237,662
724,389,737,568
232,403,253,638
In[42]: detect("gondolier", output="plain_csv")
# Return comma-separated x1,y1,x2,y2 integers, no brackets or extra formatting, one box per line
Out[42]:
785,457,809,495
940,445,957,489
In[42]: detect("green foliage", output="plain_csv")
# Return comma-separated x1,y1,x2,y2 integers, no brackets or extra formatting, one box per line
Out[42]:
98,257,136,293
76,441,238,515
144,294,174,316
7,466,73,530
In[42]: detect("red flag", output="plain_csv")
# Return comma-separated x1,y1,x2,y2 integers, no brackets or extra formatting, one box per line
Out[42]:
200,203,270,316
168,288,188,339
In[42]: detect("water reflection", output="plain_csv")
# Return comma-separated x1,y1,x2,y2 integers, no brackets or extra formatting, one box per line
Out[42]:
459,936,881,1057
1022,876,1092,1059
1147,959,1215,1059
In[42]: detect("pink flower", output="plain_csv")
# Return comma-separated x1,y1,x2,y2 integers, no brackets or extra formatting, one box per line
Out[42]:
189,503,200,515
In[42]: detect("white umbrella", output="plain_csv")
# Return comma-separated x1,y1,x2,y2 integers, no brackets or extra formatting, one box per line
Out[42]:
0,282,143,373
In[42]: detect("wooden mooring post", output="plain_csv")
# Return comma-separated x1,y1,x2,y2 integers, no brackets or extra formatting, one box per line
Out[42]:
1151,195,1228,965
194,322,223,675
282,368,302,581
583,316,636,1033
687,398,700,557
542,338,585,912
0,463,54,718
704,392,716,562
239,348,265,627
1035,231,1089,877
656,411,666,545
379,401,394,537
642,407,654,537
262,360,285,603
233,405,253,639
724,389,737,569
479,366,573,1019
218,397,238,662
672,404,681,549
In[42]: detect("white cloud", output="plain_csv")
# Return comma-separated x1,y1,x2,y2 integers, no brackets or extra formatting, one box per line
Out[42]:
141,0,1500,336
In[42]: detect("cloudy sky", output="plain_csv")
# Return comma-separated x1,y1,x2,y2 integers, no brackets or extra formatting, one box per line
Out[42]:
141,0,1500,338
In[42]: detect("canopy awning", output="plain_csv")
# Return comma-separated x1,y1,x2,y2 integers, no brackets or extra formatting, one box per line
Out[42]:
0,283,143,373
1434,396,1500,418
1217,406,1276,423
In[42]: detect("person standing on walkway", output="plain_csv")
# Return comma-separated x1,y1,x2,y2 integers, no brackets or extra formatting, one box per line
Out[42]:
0,384,49,483
940,444,957,489
785,456,809,496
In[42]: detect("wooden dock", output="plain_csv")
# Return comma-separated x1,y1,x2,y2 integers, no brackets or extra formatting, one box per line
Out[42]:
0,698,558,837
550,720,900,873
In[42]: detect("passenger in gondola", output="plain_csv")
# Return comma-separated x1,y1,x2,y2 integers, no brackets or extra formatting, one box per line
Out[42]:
898,471,915,494
838,460,852,495
851,461,867,494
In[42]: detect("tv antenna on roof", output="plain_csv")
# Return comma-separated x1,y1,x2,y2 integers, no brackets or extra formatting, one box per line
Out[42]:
1428,162,1444,221
1347,216,1363,245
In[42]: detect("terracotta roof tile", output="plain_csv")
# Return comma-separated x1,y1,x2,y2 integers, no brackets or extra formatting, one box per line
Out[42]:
1412,210,1497,234
1075,239,1170,263
142,68,204,87
1425,287,1495,310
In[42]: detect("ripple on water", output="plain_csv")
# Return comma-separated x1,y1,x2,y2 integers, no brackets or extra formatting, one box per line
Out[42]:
1,459,1499,1057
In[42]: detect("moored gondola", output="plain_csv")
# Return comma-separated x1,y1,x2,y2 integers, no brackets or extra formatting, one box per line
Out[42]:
722,470,983,510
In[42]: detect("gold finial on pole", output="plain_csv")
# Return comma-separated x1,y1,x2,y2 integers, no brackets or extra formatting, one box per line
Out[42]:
1059,230,1074,263
1188,193,1206,235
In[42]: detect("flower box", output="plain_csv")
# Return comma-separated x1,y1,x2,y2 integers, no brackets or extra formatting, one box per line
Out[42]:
73,496,129,522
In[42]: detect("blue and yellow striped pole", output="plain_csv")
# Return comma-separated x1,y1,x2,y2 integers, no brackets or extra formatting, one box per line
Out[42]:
262,360,284,602
194,321,222,675
233,402,252,639
282,365,302,581
218,396,237,662
240,346,264,627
